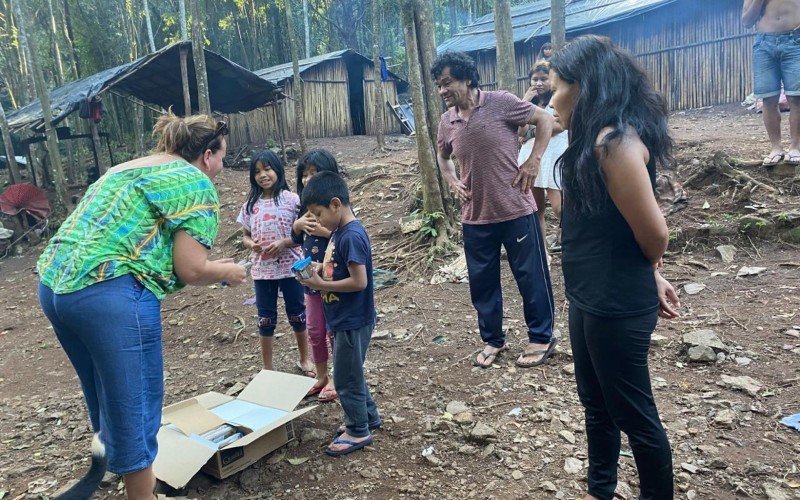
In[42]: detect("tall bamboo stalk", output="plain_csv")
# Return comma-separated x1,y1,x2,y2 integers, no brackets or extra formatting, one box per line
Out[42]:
285,0,308,152
190,0,211,114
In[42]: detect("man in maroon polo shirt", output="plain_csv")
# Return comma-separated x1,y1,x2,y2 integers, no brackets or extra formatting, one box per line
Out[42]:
433,51,557,369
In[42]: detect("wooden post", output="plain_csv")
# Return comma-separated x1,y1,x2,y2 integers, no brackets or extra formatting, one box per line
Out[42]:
89,119,106,175
0,98,22,184
180,45,192,116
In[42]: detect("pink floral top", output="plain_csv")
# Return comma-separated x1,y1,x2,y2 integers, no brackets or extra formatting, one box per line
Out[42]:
236,192,303,280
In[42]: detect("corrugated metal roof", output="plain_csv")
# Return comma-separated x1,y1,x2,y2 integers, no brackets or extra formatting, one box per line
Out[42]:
255,49,352,83
437,0,677,53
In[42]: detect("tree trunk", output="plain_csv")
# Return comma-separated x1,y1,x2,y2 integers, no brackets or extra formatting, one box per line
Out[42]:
180,45,192,116
493,0,516,93
371,0,386,150
285,0,308,153
47,0,65,84
179,0,188,40
18,3,69,216
249,0,261,68
190,0,211,115
402,1,448,244
143,0,157,52
303,0,311,58
412,0,441,152
62,0,81,79
0,99,22,185
551,0,566,51
12,0,36,102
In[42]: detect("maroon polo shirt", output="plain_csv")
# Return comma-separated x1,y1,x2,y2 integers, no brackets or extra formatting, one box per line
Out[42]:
437,90,537,225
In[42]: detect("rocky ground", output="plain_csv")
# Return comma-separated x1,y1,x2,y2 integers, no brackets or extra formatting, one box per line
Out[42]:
0,104,799,499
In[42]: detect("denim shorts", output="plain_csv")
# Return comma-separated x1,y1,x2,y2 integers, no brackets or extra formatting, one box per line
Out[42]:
38,274,163,475
753,30,800,98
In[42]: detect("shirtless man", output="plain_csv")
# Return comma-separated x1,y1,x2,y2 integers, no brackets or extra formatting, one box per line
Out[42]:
742,0,800,166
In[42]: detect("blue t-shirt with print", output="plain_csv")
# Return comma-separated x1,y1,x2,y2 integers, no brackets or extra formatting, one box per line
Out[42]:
320,219,375,331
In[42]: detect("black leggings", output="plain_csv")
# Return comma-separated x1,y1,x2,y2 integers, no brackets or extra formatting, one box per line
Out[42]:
569,303,673,500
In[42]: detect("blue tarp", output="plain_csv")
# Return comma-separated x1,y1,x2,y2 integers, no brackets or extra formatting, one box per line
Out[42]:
437,0,677,54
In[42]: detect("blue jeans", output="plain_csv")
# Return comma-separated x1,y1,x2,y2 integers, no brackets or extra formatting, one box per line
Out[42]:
462,213,555,348
254,278,307,336
38,274,163,475
753,30,800,98
332,324,379,438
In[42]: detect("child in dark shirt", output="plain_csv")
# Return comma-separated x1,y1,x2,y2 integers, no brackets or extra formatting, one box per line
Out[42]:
296,171,380,456
292,150,340,402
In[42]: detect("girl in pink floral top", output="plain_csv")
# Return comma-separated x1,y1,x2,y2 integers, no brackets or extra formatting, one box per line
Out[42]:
237,150,314,376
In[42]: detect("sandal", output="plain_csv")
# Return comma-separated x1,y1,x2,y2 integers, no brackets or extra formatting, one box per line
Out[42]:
515,337,559,368
786,152,800,166
762,152,785,167
472,345,507,369
325,434,373,456
295,361,316,378
305,384,324,398
318,386,338,402
336,417,382,436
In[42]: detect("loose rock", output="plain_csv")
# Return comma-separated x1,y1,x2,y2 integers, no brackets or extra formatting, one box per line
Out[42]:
683,329,729,353
688,345,716,363
446,401,469,416
564,457,583,475
716,245,737,264
469,422,498,442
720,374,763,397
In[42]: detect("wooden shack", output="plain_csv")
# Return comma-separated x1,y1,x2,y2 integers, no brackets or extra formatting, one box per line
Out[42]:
228,50,409,147
437,0,753,110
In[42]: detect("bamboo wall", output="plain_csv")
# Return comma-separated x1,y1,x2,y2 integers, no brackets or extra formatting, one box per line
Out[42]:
228,58,402,148
469,0,752,111
364,64,402,135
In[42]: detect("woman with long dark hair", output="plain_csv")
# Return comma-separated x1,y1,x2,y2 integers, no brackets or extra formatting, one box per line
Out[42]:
549,35,680,499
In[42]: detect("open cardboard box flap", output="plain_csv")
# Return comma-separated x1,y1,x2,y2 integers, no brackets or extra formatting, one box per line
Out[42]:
154,370,318,489
236,369,316,411
162,398,226,436
153,426,218,489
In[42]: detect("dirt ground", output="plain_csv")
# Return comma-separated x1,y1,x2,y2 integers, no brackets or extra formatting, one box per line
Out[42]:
1,104,799,499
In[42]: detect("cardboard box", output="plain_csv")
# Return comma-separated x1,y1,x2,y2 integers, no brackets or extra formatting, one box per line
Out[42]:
153,370,317,488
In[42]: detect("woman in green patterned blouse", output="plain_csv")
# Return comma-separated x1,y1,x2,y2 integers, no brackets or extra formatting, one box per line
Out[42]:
37,112,247,499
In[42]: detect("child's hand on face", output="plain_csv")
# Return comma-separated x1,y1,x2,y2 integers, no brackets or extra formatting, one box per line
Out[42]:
296,212,318,235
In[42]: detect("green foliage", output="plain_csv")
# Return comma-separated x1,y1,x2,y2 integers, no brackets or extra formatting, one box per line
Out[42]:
412,209,445,239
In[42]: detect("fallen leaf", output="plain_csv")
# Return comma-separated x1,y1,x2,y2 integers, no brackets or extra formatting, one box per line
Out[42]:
287,456,310,465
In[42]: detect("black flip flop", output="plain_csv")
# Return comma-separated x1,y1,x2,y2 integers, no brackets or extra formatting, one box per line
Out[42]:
515,337,558,368
472,345,507,368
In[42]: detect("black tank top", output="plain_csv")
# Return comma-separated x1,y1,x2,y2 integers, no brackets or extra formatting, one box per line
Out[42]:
561,157,659,318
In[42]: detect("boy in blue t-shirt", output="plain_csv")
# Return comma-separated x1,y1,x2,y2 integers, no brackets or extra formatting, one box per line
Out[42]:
297,171,380,456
